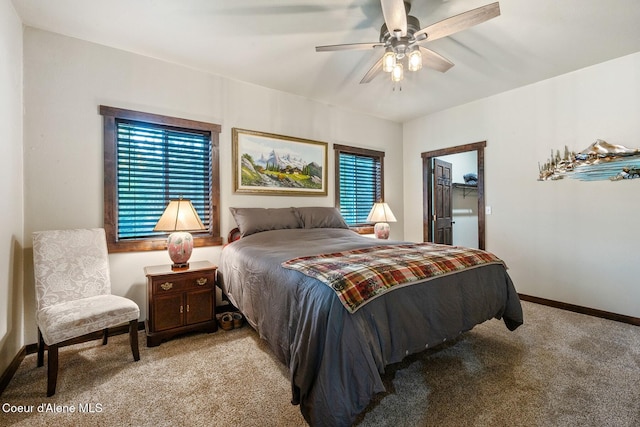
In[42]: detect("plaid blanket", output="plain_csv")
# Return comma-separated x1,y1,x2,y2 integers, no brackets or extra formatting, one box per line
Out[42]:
281,243,506,313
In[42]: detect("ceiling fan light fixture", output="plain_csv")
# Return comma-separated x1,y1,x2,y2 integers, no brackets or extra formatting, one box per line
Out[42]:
391,63,404,82
316,0,501,86
382,50,396,73
408,48,422,72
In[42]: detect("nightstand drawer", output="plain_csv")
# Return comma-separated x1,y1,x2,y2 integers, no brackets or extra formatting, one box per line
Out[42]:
151,272,213,294
152,278,188,294
184,274,214,290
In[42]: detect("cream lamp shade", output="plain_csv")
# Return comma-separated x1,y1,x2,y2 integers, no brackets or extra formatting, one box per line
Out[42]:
366,202,397,239
153,198,205,270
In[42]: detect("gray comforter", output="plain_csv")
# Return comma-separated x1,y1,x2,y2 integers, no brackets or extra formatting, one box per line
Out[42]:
218,228,523,426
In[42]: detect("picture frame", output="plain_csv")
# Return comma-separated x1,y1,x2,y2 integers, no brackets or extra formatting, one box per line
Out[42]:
232,128,328,196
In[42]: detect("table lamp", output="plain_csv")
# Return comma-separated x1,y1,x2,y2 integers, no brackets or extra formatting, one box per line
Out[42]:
366,202,397,239
153,197,205,270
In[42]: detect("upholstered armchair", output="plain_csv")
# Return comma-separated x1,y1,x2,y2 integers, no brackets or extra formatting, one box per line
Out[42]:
32,228,140,396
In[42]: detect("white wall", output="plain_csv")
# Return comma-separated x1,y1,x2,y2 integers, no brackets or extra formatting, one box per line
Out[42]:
22,28,403,344
438,151,477,185
0,1,24,374
404,52,640,318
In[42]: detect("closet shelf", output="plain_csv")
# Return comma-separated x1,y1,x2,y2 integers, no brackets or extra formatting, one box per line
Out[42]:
452,183,477,198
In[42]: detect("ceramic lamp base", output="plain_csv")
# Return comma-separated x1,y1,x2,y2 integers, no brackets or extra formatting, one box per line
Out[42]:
166,231,194,270
374,222,390,239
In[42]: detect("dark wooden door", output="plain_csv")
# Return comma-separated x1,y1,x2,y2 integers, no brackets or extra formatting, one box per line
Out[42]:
433,158,453,245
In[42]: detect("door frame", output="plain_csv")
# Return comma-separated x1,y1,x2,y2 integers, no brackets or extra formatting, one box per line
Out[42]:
421,141,486,250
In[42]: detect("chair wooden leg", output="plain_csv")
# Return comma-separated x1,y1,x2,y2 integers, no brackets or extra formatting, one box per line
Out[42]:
102,328,109,345
129,320,140,361
47,344,59,397
37,328,45,368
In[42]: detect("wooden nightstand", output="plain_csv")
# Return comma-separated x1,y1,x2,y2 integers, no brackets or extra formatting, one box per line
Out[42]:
144,260,218,347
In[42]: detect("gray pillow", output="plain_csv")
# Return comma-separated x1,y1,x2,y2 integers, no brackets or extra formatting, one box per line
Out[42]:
295,207,349,229
229,207,302,237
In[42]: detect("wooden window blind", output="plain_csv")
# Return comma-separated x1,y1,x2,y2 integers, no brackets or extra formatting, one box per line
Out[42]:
115,119,211,239
334,144,384,226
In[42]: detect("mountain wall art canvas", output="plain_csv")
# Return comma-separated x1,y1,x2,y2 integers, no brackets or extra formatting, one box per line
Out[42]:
538,140,640,182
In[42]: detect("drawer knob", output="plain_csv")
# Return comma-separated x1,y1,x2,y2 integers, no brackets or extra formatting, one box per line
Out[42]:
160,282,174,291
196,277,208,286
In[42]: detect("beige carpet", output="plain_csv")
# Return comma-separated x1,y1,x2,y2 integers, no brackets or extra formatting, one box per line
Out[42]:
2,301,639,426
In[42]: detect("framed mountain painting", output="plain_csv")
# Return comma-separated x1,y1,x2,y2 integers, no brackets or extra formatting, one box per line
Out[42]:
232,128,328,195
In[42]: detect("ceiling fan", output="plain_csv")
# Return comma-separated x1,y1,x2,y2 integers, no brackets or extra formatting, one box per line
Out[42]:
315,0,500,84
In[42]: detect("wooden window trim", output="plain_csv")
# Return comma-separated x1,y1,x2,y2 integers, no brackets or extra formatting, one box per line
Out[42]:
100,105,222,253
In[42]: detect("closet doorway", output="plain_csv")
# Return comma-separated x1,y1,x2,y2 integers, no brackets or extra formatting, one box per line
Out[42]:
421,141,486,250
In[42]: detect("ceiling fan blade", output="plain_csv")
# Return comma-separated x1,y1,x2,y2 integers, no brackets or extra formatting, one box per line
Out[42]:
414,2,500,42
380,0,407,36
419,47,454,73
360,57,384,84
316,42,384,52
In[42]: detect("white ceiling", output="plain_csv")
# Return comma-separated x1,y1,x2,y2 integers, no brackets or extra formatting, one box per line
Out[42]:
12,0,640,123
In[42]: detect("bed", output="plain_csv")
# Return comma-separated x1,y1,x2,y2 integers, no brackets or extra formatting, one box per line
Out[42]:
218,207,523,426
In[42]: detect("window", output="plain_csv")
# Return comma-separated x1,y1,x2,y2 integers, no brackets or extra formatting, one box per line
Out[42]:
101,106,222,252
334,144,385,226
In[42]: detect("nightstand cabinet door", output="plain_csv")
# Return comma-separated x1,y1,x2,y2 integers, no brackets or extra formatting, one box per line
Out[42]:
153,293,184,332
144,261,218,347
186,288,214,325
